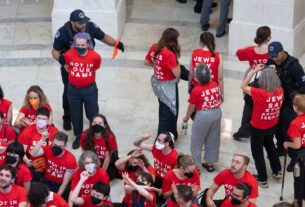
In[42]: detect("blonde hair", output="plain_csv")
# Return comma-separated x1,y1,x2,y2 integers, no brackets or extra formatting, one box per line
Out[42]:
234,151,250,165
177,154,195,169
24,85,49,109
293,94,305,113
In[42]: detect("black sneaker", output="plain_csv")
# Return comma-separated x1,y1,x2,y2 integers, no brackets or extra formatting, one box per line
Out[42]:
216,31,226,38
212,2,218,7
287,160,295,172
72,137,81,149
63,120,72,131
233,131,249,141
201,24,209,31
177,0,187,3
254,174,269,188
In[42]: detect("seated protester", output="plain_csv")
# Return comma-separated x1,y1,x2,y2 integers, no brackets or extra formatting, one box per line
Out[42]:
30,131,77,197
0,140,8,167
81,114,119,180
133,132,177,188
162,154,200,200
0,165,27,207
28,182,68,207
221,182,256,207
69,151,110,206
115,149,156,183
167,185,199,207
5,141,32,192
0,85,13,125
14,85,53,133
18,107,58,181
0,109,17,144
122,172,156,207
202,151,258,207
71,171,112,207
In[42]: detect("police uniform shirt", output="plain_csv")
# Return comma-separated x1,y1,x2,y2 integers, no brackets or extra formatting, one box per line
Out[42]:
53,21,105,52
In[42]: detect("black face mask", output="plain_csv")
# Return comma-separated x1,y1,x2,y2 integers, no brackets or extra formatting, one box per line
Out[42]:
128,165,139,172
136,181,145,186
184,172,194,178
92,124,104,133
5,155,17,164
91,196,102,205
52,146,63,156
171,193,177,203
231,197,242,205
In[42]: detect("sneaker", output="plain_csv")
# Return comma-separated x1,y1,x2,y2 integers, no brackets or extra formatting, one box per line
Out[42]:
63,120,72,131
201,24,209,31
287,160,295,172
272,171,283,180
233,131,249,141
254,174,269,188
72,137,81,149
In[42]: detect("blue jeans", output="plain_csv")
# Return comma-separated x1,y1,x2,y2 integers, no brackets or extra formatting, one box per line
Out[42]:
67,82,99,138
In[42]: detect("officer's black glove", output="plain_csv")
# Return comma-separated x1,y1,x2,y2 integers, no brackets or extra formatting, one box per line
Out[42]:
58,54,65,65
117,41,124,52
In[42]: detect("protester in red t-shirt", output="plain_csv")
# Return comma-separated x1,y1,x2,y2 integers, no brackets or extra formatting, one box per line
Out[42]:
0,141,7,167
18,107,58,181
162,154,200,200
241,64,283,187
5,141,32,192
0,86,13,125
30,131,77,196
204,151,258,207
0,165,27,207
81,114,119,180
220,182,257,207
183,63,221,172
167,184,199,207
0,109,16,144
144,28,181,138
64,32,102,150
28,182,68,207
14,85,53,133
71,171,112,207
233,26,271,140
69,150,110,207
188,32,223,101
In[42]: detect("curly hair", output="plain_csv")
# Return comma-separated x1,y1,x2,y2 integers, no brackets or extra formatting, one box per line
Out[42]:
82,114,116,153
23,85,49,110
200,32,216,57
154,27,180,60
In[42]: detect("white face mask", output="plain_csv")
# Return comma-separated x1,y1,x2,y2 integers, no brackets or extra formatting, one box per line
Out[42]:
155,141,165,150
85,163,96,174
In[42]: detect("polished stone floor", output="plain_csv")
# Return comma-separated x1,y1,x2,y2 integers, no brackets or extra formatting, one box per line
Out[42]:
0,0,300,206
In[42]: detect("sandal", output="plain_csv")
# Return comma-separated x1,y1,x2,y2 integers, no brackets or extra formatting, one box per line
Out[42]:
202,162,215,172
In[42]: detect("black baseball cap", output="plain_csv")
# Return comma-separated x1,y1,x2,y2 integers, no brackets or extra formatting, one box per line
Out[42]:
70,9,90,24
268,41,283,57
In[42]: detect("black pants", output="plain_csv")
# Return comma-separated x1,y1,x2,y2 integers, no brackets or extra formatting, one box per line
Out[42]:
60,66,71,123
294,160,305,204
250,125,281,181
236,95,253,137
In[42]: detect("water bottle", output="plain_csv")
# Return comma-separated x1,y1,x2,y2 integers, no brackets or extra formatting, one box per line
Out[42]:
182,122,188,136
294,162,300,178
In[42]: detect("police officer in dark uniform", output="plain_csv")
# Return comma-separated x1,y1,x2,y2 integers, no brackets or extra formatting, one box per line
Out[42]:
52,9,124,148
266,41,305,171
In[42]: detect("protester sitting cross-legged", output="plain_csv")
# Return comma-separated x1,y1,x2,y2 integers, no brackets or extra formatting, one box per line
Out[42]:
81,114,119,180
30,131,77,199
166,184,199,207
18,106,59,182
0,85,13,125
0,109,16,144
69,150,109,207
28,182,68,207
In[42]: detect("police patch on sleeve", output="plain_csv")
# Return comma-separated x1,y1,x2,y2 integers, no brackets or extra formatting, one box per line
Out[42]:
93,23,99,29
55,31,60,38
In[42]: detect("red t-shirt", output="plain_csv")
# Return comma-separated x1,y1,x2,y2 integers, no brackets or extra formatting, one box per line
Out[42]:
0,141,7,167
0,98,12,122
0,124,17,143
43,146,77,183
81,130,118,151
19,104,52,123
188,81,221,110
191,49,220,86
0,184,27,207
125,191,156,207
29,192,68,207
250,87,284,129
120,165,156,183
236,46,269,69
214,169,258,200
152,145,178,179
64,48,101,87
145,43,178,81
162,169,200,193
82,195,113,207
71,168,110,198
167,198,199,207
221,199,257,207
18,124,58,161
287,113,305,146
16,163,33,187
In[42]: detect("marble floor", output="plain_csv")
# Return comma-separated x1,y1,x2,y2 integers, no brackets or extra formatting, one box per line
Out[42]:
0,0,301,206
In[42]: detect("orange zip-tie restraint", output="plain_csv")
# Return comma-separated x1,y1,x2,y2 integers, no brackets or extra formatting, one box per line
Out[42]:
112,38,120,59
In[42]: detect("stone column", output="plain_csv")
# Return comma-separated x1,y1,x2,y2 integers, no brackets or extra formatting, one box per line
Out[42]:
229,0,305,58
51,0,126,39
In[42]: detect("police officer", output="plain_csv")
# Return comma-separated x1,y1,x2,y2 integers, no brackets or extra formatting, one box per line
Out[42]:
52,9,124,132
266,41,305,171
